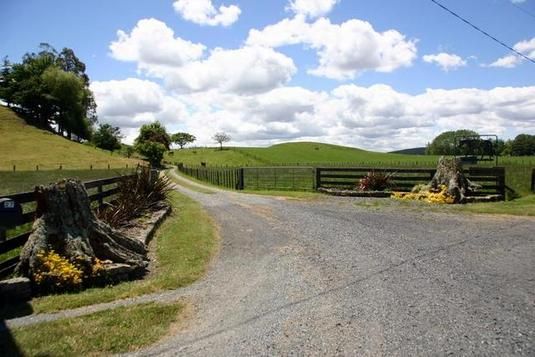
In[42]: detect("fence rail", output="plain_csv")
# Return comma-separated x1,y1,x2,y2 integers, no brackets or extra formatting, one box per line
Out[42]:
177,165,243,189
0,174,134,279
316,167,506,197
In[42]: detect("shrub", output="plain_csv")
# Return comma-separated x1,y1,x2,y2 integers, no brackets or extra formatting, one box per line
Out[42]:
391,185,455,204
97,168,172,228
33,250,83,292
357,171,394,191
135,141,166,167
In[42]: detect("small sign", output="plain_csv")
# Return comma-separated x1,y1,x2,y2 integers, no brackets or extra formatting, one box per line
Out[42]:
4,201,14,209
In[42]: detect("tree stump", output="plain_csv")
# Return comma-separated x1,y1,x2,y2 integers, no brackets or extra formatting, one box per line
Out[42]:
429,157,479,203
15,179,148,283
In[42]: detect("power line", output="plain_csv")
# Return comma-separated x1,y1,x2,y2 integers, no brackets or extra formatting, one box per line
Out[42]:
428,0,535,65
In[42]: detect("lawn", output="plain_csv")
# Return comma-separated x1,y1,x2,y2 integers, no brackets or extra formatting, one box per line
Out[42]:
1,302,184,356
0,106,142,171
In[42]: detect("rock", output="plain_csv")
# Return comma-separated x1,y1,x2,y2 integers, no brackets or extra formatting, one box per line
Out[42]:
0,277,32,301
100,263,137,283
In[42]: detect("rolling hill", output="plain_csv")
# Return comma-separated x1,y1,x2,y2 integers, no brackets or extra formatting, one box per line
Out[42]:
0,106,142,171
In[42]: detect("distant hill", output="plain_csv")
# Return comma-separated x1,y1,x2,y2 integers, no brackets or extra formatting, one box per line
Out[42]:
0,106,142,170
389,147,427,155
166,141,438,167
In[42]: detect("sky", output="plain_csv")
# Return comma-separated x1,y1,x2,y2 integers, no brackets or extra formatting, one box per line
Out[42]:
1,0,534,151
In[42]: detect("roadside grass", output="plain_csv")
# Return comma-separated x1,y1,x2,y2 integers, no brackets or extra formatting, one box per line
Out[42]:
353,194,535,217
1,302,184,356
1,190,217,315
0,106,142,171
169,169,321,200
0,169,134,195
166,169,216,194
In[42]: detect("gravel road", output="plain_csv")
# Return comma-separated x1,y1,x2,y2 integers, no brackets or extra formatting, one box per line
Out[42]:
131,177,535,356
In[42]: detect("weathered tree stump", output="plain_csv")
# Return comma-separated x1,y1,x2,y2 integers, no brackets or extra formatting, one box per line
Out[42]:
429,157,479,203
15,179,148,282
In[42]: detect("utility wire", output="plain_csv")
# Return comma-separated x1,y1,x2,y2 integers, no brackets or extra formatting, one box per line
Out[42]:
429,0,535,65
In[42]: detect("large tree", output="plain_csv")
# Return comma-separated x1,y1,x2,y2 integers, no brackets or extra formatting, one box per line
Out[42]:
0,43,97,140
171,132,196,149
92,124,123,151
426,129,479,155
135,121,171,150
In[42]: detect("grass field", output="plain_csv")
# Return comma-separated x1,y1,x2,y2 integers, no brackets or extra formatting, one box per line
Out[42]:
0,106,143,171
1,302,184,356
167,143,535,197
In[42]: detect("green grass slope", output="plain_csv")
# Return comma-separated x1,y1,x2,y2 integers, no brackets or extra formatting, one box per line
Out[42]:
0,106,142,171
166,142,441,167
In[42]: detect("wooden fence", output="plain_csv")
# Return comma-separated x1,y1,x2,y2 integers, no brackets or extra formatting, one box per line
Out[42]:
316,167,505,197
178,165,244,189
0,174,134,279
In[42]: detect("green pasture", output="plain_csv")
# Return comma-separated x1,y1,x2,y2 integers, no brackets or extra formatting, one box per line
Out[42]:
168,143,534,197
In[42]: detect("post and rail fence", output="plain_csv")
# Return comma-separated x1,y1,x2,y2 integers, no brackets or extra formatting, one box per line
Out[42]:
177,164,506,196
0,174,136,279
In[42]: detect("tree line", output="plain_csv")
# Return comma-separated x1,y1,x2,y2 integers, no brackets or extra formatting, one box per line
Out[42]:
426,130,535,156
0,43,96,140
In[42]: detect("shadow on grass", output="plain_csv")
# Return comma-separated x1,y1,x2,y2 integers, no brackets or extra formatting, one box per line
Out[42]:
0,301,33,321
0,314,28,357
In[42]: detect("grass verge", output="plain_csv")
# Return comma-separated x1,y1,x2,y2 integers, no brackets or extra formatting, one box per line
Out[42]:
4,190,217,315
1,302,183,356
166,169,216,194
353,194,535,217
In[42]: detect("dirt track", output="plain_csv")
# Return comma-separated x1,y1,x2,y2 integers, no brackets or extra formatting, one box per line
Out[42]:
134,177,535,356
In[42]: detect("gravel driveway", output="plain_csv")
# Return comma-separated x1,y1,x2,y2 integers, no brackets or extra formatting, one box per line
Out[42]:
133,179,535,356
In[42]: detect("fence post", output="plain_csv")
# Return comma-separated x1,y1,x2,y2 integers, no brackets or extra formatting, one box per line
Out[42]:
98,184,104,207
237,168,245,190
531,168,535,193
314,168,321,190
497,167,506,198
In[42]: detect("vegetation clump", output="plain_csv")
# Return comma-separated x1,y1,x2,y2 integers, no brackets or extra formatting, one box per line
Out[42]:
357,171,394,191
97,168,172,228
33,250,83,292
391,185,455,204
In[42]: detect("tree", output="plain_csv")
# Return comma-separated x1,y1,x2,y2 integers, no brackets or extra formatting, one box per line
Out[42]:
135,141,166,167
511,134,535,156
92,124,122,151
136,121,171,150
134,122,171,166
426,129,479,155
0,44,97,140
171,132,196,149
213,132,231,150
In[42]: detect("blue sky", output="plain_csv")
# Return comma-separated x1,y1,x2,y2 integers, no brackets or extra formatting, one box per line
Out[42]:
1,0,534,150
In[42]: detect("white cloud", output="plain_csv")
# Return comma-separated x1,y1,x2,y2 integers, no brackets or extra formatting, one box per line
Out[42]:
95,80,535,150
489,37,535,68
109,18,205,69
109,19,296,94
511,0,526,3
163,46,297,94
247,16,417,80
286,0,340,19
423,52,467,71
173,0,241,27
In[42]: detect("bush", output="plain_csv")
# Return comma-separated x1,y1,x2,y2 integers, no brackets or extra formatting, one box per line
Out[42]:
135,141,166,167
97,168,172,228
391,185,455,204
357,171,394,191
33,250,83,292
